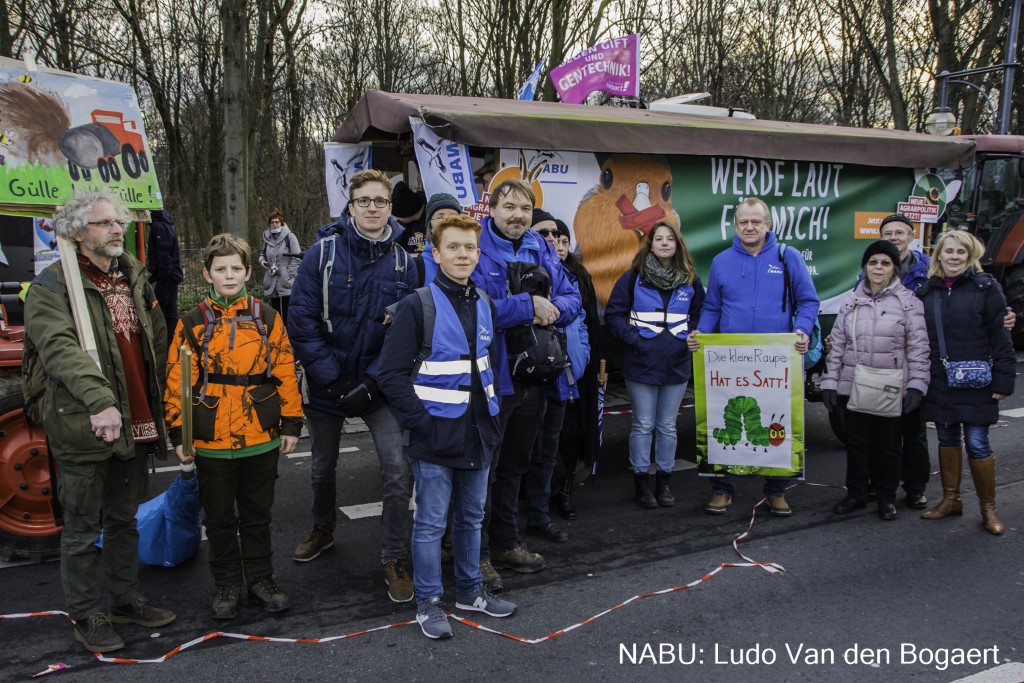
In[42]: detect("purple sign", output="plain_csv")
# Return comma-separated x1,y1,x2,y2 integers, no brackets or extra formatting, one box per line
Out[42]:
550,34,640,105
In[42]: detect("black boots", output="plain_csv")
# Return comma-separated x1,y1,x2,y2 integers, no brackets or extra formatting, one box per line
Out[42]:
655,471,675,507
556,471,578,520
634,472,657,509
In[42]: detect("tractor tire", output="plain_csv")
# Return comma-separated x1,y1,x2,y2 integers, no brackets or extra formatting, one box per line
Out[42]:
0,379,61,563
67,161,80,182
1003,264,1024,350
82,168,92,181
108,156,121,181
139,151,150,173
98,158,110,183
122,144,141,179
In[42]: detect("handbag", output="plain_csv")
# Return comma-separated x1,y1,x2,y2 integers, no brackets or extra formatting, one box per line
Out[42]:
845,306,904,417
932,296,993,389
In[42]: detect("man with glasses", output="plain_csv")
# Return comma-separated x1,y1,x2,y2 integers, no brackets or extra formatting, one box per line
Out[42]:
23,191,175,653
287,169,419,603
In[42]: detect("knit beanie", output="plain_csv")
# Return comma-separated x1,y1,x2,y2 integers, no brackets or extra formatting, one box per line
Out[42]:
424,193,462,224
531,208,557,227
553,219,570,239
861,239,901,268
392,181,426,218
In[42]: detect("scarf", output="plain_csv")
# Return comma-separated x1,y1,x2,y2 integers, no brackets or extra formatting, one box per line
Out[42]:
642,253,685,291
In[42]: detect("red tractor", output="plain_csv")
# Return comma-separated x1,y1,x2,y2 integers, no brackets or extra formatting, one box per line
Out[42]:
59,109,151,184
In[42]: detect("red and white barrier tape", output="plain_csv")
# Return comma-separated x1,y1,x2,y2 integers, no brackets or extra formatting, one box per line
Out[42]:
0,481,841,663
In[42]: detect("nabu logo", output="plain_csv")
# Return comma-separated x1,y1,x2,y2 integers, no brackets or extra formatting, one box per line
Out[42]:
767,264,783,275
478,324,492,342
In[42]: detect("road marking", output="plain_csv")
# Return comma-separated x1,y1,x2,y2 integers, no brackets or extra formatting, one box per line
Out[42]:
149,446,361,472
951,663,1024,682
999,407,1024,418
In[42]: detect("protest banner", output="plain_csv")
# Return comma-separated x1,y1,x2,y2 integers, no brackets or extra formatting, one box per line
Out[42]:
694,333,805,479
550,35,640,104
409,118,478,207
517,59,546,101
323,142,372,218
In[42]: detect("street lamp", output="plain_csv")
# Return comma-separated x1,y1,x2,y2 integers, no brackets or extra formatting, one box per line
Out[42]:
924,108,957,136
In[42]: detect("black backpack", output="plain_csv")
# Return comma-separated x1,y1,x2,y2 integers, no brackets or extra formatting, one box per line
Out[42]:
504,261,568,386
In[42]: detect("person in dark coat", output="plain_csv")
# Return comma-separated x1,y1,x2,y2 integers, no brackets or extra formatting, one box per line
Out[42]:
146,209,182,344
917,230,1015,535
606,221,705,508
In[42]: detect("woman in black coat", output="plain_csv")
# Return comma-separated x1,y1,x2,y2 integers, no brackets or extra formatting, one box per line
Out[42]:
917,231,1015,535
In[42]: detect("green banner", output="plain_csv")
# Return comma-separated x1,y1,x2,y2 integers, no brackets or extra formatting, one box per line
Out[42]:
0,64,161,211
693,333,805,479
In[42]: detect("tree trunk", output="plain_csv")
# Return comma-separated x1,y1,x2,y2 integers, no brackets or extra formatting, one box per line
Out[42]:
221,0,249,237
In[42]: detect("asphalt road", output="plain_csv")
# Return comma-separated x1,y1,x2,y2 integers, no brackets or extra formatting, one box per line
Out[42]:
2,369,1024,682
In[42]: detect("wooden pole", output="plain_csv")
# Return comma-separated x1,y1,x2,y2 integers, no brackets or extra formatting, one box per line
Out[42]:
55,236,100,368
180,345,195,460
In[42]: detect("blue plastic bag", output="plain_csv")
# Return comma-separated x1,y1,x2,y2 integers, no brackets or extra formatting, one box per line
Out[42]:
97,474,202,567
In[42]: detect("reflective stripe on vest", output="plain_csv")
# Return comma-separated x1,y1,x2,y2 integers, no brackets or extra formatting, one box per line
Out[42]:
629,278,693,340
413,283,500,418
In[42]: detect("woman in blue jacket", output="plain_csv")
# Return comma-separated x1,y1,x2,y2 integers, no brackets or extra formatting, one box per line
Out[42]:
606,221,705,508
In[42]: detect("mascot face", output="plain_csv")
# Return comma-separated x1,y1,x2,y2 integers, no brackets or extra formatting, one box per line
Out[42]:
574,155,678,306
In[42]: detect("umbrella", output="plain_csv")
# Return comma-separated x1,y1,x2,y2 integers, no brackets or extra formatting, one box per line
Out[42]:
593,359,606,475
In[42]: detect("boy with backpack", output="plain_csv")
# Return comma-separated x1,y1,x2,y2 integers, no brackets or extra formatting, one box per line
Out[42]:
376,214,517,639
164,233,303,620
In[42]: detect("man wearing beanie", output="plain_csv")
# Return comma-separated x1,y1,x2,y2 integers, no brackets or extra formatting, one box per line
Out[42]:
420,193,464,284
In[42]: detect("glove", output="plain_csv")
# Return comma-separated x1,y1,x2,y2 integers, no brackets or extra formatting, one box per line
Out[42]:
334,376,379,416
822,389,838,413
903,388,923,414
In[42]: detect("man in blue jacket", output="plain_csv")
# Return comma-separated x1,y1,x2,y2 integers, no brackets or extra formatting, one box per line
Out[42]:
474,180,581,588
286,170,419,603
376,214,516,639
688,197,819,516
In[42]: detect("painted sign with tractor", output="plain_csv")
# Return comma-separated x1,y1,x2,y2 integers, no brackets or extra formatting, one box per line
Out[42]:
0,57,161,213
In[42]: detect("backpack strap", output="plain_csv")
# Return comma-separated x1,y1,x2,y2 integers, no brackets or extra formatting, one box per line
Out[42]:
192,296,276,399
319,234,337,334
250,297,274,384
413,287,436,374
779,243,793,314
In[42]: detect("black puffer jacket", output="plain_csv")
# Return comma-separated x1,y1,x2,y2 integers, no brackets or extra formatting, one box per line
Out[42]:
918,269,1015,425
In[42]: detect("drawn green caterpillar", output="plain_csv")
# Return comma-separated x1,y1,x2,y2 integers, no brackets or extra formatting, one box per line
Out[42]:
712,396,785,451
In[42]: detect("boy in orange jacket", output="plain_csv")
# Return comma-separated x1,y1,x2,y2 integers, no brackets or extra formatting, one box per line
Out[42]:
165,233,303,620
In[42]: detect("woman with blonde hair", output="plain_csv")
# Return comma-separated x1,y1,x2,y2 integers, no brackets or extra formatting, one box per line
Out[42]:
605,221,704,508
917,230,1014,534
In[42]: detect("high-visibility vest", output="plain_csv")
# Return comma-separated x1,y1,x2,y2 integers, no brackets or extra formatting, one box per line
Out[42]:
629,278,694,340
412,283,499,418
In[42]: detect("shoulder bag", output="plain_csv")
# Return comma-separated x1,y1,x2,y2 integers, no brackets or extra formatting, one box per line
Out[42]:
846,305,904,417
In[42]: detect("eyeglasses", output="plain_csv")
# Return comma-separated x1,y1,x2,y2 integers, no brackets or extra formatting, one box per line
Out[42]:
350,197,391,209
536,229,559,238
87,219,129,229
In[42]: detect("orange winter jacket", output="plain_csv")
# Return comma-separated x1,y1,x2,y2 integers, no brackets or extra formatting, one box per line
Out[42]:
165,293,303,455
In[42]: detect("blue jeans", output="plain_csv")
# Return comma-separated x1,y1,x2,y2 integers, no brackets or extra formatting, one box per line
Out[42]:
935,422,992,460
306,405,413,562
523,399,567,527
410,458,488,602
625,380,687,473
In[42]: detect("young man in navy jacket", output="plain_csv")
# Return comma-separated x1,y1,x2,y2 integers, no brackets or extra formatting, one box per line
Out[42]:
688,197,819,517
377,215,516,639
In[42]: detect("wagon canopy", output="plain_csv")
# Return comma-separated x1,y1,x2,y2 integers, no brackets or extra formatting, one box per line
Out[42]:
335,90,976,170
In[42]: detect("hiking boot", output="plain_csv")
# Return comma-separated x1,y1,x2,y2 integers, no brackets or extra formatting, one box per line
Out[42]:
555,473,577,520
293,525,334,562
633,472,657,509
480,560,503,592
492,544,546,573
768,495,793,517
211,585,241,620
384,558,414,603
526,521,569,543
455,586,517,617
705,493,732,515
416,597,453,640
247,576,290,613
655,472,675,507
108,597,176,627
74,614,124,653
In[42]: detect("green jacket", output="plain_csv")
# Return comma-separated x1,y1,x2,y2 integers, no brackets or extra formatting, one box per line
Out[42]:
23,252,168,463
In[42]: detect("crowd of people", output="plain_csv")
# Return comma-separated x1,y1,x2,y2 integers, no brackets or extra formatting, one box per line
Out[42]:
23,179,1015,651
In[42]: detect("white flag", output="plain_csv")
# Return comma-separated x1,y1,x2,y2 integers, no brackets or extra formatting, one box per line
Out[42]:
409,118,478,207
324,142,372,218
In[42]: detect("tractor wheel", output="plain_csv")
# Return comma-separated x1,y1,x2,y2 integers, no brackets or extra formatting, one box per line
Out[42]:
0,381,61,562
108,156,121,181
98,158,110,183
82,167,92,181
139,151,150,173
1003,264,1024,350
67,161,80,182
121,144,141,179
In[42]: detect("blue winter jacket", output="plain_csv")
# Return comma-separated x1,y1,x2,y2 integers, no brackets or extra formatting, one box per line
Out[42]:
697,231,819,336
286,213,418,416
549,269,590,402
606,270,705,385
474,218,582,396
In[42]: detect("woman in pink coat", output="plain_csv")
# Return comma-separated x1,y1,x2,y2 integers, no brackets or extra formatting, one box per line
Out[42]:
821,240,930,521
